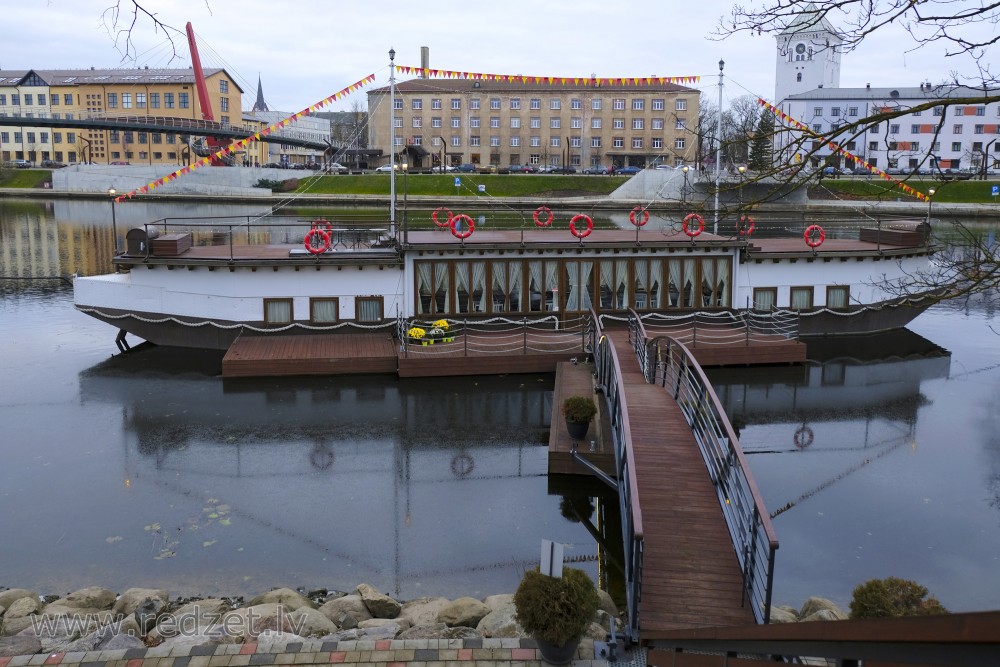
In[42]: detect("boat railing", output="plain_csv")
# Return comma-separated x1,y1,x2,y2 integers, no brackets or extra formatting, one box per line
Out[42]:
638,309,798,346
630,311,778,625
398,314,589,357
587,309,644,643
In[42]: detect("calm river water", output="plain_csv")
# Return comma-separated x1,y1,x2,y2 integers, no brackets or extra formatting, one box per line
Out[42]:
1,197,998,614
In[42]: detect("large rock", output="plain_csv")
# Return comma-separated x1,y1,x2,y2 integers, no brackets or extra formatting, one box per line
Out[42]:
799,597,846,620
0,634,41,657
476,597,522,638
16,613,115,653
358,617,411,631
355,584,401,619
60,621,146,653
398,597,450,627
318,594,372,625
398,623,483,640
437,597,489,628
247,588,315,611
47,587,116,611
769,607,799,623
112,588,169,617
0,617,35,637
584,621,607,641
5,597,40,619
801,608,847,623
0,590,39,611
596,589,619,617
255,630,308,651
319,624,401,642
286,607,337,637
148,599,230,642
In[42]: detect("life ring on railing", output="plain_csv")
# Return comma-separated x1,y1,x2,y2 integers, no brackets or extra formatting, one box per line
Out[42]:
569,214,593,239
629,206,649,227
310,444,335,469
682,213,705,237
451,453,475,478
304,228,331,254
450,214,475,239
738,214,755,236
432,206,453,227
311,218,332,233
533,206,553,227
793,426,814,450
804,224,826,248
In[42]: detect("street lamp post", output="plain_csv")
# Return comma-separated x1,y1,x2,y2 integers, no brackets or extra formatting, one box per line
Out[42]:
681,165,690,208
737,165,747,226
108,187,118,258
927,187,935,224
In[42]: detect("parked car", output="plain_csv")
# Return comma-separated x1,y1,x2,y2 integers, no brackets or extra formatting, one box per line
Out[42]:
455,163,477,173
41,160,67,169
582,165,609,175
6,159,33,168
614,166,641,175
326,162,349,174
374,164,395,173
109,161,130,165
548,166,577,174
507,165,532,174
535,165,555,173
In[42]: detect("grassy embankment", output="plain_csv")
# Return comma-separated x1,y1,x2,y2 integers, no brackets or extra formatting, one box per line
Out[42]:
289,173,626,197
0,169,52,188
816,178,1000,204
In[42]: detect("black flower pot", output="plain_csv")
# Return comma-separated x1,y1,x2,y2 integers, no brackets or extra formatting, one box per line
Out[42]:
565,419,590,440
535,637,581,665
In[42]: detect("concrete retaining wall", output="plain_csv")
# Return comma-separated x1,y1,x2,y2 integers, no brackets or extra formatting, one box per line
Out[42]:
50,165,316,198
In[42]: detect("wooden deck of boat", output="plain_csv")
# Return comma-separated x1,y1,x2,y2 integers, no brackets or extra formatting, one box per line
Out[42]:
221,324,804,378
605,328,757,631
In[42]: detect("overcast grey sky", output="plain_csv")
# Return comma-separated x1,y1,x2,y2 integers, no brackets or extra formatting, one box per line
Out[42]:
2,0,988,114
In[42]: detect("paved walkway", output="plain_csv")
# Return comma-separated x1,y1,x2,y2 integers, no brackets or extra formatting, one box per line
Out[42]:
0,638,607,667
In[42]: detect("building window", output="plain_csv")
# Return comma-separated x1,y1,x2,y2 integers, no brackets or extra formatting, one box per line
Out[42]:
412,99,422,110
570,117,581,129
413,117,422,128
164,93,174,108
632,99,644,111
451,136,461,147
570,137,581,148
613,137,624,148
490,98,501,110
451,117,461,128
412,135,422,145
953,124,963,134
451,98,461,110
592,98,602,110
826,286,850,309
490,117,500,128
530,117,541,128
471,136,480,146
790,287,814,309
632,118,644,130
613,118,625,129
651,138,662,149
632,138,643,149
264,298,293,325
431,117,441,128
592,118,602,129
812,124,822,132
975,124,985,134
107,93,118,108
530,98,541,110
675,138,685,149
676,99,687,111
550,99,561,110
652,98,664,111
470,117,480,128
813,107,823,117
571,98,581,110
510,117,520,129
796,73,802,82
951,141,962,151
510,98,520,110
394,118,403,128
831,107,841,117
490,136,500,147
64,94,72,105
670,119,681,130
976,106,986,116
933,106,943,117
220,80,229,94
150,93,159,108
530,136,541,147
179,93,189,109
510,136,520,147
356,296,384,322
848,106,859,116
470,99,480,110
890,123,900,133
753,288,777,310
613,98,625,110
592,137,601,148
550,118,561,129
551,137,560,147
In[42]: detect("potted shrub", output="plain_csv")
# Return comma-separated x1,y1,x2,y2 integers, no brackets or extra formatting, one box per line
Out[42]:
562,395,597,440
514,566,600,665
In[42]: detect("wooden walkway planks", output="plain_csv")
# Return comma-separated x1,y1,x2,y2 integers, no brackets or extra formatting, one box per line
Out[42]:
604,329,756,633
222,333,398,377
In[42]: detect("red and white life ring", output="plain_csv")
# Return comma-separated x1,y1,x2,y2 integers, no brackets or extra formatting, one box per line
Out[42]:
569,214,593,239
432,207,453,227
793,426,814,450
311,218,332,233
533,206,553,227
629,206,649,227
682,213,704,237
738,214,755,236
304,228,331,254
804,224,826,248
450,214,475,239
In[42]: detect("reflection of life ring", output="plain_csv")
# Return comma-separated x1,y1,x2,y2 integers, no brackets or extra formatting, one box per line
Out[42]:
432,207,453,227
304,228,331,254
569,214,593,238
738,215,756,236
310,444,335,469
793,426,814,450
450,214,474,239
311,218,332,233
451,453,475,478
533,206,553,227
682,213,704,237
629,206,649,227
804,224,826,248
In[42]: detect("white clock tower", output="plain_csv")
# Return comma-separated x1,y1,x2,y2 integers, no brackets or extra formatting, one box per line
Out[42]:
774,3,843,103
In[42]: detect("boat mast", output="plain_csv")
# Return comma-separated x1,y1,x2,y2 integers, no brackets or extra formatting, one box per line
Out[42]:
714,59,724,235
389,47,397,240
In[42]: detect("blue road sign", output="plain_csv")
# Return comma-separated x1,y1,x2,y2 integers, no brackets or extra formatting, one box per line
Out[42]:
454,177,461,187
992,185,999,196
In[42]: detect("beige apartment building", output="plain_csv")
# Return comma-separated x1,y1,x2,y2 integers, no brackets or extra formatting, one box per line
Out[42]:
0,68,249,166
368,79,700,170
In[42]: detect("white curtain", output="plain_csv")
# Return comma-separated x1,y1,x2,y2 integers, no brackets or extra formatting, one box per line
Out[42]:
357,298,382,321
649,259,661,308
455,264,470,313
791,287,813,309
717,259,731,307
668,259,681,307
566,262,580,311
545,261,558,311
683,258,696,307
754,289,776,311
633,260,647,309
580,261,594,310
702,259,716,308
599,261,614,309
492,262,507,312
528,261,543,312
472,261,487,312
614,259,628,308
434,261,450,313
827,286,849,308
311,299,338,323
266,300,291,324
416,263,433,315
508,262,522,311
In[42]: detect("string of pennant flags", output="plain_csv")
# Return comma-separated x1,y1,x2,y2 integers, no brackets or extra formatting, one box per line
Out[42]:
757,97,929,202
113,73,378,203
396,65,700,87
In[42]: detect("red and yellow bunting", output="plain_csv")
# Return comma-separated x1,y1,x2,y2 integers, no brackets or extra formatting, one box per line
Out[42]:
758,97,929,202
396,65,700,87
114,73,378,202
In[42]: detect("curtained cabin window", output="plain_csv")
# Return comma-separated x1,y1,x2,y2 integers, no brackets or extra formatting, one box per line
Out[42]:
790,287,814,309
356,296,384,322
826,286,850,309
310,298,339,323
264,298,292,325
752,288,777,311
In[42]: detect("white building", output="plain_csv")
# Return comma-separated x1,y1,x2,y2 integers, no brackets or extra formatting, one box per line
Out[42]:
773,6,999,173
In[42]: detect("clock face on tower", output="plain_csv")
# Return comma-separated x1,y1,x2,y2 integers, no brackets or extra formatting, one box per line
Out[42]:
795,43,806,55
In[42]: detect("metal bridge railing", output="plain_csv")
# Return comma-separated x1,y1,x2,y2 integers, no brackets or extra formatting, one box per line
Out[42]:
588,310,644,644
629,311,779,625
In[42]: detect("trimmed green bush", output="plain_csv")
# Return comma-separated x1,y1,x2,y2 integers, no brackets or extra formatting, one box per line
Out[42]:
849,576,948,619
514,567,599,646
562,395,597,422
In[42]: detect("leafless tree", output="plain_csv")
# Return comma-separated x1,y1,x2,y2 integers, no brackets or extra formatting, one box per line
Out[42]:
101,1,211,62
